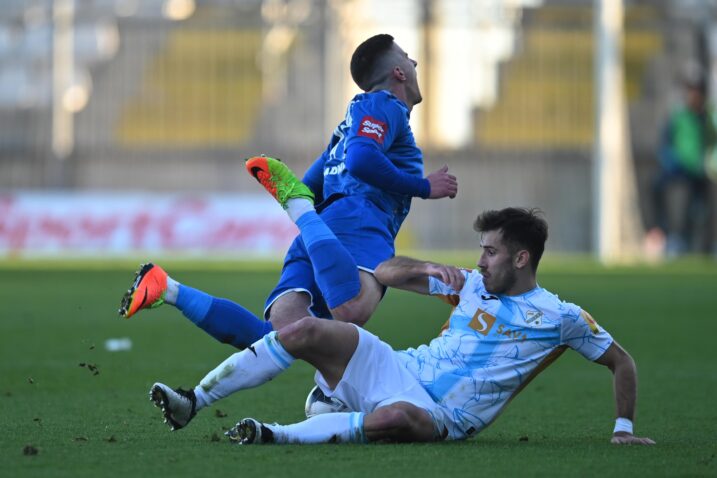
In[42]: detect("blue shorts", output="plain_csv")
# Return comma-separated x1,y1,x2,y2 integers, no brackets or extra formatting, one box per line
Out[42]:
264,196,395,319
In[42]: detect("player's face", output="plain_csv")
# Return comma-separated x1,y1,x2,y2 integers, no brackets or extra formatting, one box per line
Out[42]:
392,43,422,105
477,230,518,295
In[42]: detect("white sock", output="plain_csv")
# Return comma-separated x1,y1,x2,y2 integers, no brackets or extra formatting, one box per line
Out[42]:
268,412,366,444
285,198,315,223
194,386,210,410
164,276,179,304
192,331,294,410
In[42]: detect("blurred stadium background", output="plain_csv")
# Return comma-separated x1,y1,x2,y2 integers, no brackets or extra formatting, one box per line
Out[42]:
1,0,716,260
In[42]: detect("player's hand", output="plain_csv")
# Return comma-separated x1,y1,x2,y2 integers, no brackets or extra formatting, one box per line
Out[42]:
425,263,465,291
610,432,656,445
426,165,458,199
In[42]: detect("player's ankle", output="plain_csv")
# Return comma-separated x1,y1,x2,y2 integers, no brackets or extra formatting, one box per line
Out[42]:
193,386,210,411
165,276,180,304
286,198,315,222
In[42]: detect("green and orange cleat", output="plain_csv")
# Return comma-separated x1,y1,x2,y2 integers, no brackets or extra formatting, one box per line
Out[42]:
245,155,314,208
118,263,168,318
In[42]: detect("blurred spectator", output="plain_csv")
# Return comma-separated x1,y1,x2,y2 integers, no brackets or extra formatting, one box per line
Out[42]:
648,74,716,256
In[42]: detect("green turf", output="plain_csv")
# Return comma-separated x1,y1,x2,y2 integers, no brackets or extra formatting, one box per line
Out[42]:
1,260,716,477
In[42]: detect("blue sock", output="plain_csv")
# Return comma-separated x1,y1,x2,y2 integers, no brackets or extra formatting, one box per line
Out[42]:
296,212,360,309
175,285,273,349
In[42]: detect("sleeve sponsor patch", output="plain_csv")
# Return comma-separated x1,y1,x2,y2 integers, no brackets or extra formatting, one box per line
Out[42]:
580,310,600,334
357,116,388,144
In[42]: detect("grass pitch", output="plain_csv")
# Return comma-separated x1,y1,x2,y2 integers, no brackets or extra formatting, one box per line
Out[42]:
1,259,716,477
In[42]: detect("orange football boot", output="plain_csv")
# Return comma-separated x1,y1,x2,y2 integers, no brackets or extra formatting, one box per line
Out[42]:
245,155,314,208
118,263,168,318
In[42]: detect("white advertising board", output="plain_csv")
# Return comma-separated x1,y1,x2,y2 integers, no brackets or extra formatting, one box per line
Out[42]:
0,192,298,256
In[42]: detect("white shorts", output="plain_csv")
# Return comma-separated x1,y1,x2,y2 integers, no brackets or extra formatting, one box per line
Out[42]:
314,325,452,440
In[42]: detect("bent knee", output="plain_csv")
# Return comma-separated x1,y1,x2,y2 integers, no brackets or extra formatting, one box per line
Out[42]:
381,407,424,435
331,272,383,326
378,407,413,430
374,404,434,441
277,316,325,349
332,301,373,326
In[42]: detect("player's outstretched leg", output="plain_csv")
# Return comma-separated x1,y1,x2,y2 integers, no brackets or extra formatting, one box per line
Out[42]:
229,401,436,444
149,331,297,432
225,412,367,445
149,383,197,431
246,155,361,318
118,263,273,349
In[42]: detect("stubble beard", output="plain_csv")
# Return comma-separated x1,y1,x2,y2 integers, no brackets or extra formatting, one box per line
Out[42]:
485,268,517,295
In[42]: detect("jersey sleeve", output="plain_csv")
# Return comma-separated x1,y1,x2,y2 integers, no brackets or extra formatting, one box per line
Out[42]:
428,271,470,307
345,96,403,151
560,308,614,361
345,141,430,198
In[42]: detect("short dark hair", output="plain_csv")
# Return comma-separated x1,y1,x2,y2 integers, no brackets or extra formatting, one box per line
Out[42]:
474,208,548,271
350,34,395,91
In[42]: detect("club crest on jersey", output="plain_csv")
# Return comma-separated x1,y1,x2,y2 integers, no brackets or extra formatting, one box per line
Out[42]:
525,310,543,326
357,116,387,144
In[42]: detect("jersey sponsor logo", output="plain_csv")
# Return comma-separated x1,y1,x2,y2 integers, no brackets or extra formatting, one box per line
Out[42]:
580,310,599,334
324,163,346,176
525,310,543,326
495,323,528,341
357,116,387,144
468,308,496,335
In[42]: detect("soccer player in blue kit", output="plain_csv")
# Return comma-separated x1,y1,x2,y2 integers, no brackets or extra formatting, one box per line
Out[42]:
118,34,457,397
147,208,655,446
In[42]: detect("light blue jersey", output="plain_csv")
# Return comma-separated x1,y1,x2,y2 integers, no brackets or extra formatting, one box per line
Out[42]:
397,270,614,439
321,90,423,236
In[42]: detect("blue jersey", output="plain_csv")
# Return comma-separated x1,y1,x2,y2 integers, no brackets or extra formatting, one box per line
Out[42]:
317,90,423,237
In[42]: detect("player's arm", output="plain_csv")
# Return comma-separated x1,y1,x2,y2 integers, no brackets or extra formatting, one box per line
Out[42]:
374,256,465,295
594,342,656,445
302,151,327,203
345,142,457,199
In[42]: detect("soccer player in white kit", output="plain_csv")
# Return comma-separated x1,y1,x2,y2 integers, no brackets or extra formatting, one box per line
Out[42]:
150,208,654,445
